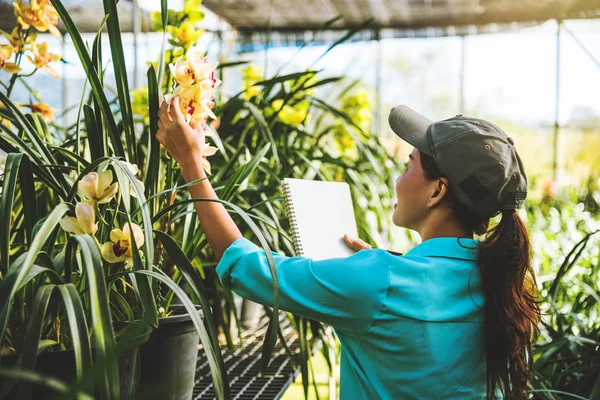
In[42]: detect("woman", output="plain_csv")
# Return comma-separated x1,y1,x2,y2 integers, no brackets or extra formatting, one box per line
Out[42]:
157,99,540,399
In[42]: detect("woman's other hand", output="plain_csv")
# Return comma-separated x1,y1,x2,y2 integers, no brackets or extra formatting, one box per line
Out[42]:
156,96,205,166
343,234,373,252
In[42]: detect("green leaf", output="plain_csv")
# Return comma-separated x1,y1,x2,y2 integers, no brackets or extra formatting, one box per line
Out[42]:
132,269,231,400
102,0,137,161
69,235,119,399
253,71,319,87
36,340,59,354
1,153,22,274
17,284,55,400
0,92,55,166
111,159,158,328
153,231,226,370
83,105,105,161
144,66,161,215
244,103,279,165
157,0,168,88
49,0,126,158
56,284,93,384
0,369,92,400
313,18,374,65
150,197,279,373
0,204,69,342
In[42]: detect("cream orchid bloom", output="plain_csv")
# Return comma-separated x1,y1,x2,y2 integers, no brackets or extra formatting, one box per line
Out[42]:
118,160,145,198
201,143,219,175
101,223,144,268
59,202,98,235
169,57,196,87
79,170,119,204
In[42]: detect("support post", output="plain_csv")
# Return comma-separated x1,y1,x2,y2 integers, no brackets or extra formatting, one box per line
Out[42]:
459,35,466,114
374,29,382,136
553,20,561,181
132,0,141,88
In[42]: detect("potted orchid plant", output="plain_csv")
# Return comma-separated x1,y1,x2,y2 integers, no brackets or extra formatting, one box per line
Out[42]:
0,0,247,398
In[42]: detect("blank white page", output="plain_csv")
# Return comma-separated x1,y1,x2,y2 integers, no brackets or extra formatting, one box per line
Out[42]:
282,178,359,260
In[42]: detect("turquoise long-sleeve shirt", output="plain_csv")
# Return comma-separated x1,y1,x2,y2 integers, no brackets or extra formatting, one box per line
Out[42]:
216,237,487,399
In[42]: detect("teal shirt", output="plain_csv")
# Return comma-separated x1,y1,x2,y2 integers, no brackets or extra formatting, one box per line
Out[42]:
216,237,486,399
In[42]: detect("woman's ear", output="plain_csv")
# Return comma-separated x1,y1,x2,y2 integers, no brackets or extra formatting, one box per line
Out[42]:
427,177,449,208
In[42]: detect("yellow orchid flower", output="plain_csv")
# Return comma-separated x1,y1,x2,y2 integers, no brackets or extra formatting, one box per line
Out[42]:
30,103,55,121
166,22,203,48
13,0,61,38
58,202,98,235
0,26,36,49
201,143,219,175
101,223,144,269
26,41,61,78
131,85,149,121
79,170,119,205
0,45,21,74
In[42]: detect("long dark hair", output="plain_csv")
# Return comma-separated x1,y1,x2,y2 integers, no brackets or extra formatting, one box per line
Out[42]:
420,151,540,399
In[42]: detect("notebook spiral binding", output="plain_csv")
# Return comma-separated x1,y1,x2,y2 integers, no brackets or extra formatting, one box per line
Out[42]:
282,182,304,257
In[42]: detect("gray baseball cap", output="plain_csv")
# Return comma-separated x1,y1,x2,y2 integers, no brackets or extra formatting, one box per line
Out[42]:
388,105,527,218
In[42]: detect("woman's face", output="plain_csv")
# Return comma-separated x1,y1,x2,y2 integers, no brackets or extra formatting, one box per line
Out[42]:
392,148,436,230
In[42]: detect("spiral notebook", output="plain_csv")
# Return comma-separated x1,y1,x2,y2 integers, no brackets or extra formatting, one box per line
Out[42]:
281,178,359,260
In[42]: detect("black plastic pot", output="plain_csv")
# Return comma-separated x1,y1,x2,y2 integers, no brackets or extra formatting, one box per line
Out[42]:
0,323,152,399
135,306,203,400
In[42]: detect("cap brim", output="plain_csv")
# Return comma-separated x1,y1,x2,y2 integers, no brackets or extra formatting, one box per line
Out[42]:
388,105,433,155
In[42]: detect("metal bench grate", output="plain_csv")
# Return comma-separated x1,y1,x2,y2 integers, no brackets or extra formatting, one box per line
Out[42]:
193,314,300,400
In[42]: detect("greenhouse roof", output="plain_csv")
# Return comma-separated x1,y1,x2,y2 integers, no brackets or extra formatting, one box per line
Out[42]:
202,0,600,33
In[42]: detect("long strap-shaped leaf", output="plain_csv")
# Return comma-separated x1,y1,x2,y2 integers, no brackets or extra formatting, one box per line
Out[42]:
1,154,22,274
144,66,161,216
244,102,279,165
156,0,168,89
0,369,94,400
150,197,280,373
102,0,136,161
69,235,119,399
153,231,228,386
220,143,271,202
0,92,55,167
17,283,93,400
49,0,126,158
0,204,68,342
111,159,158,328
132,269,231,400
16,284,55,400
83,105,105,162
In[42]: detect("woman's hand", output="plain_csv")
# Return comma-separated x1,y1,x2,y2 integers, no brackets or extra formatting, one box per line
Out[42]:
343,234,372,252
156,96,205,167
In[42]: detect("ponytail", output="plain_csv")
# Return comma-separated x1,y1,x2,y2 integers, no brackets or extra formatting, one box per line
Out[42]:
419,151,541,399
478,211,540,399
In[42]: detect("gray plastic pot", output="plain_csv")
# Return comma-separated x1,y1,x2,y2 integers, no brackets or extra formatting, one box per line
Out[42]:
135,306,203,400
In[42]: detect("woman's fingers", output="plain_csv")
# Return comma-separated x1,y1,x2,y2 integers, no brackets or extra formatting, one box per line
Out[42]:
343,234,372,251
170,96,185,122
